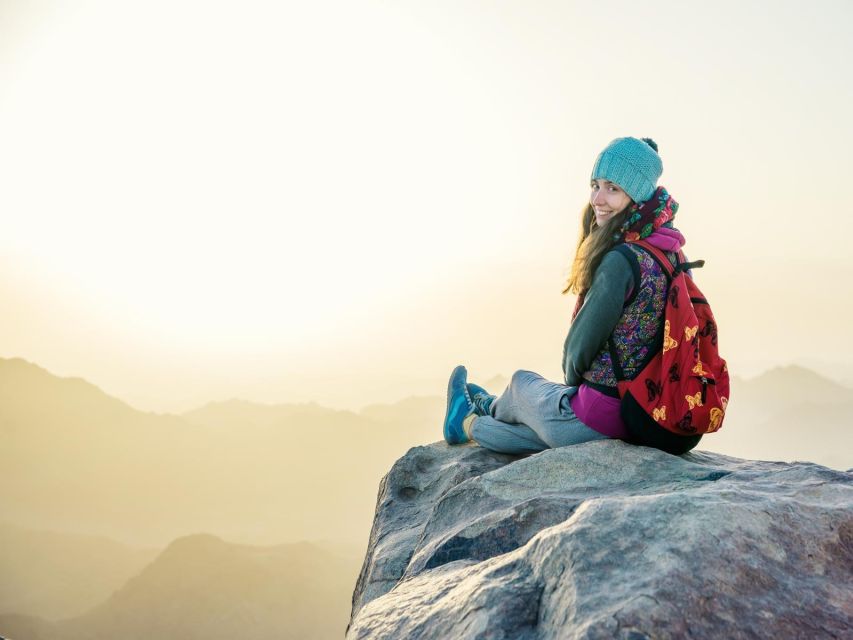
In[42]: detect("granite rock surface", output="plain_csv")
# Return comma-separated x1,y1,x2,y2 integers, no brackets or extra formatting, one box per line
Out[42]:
348,440,852,639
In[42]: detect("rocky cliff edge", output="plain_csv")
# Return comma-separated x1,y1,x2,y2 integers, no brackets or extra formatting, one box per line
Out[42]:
347,440,852,639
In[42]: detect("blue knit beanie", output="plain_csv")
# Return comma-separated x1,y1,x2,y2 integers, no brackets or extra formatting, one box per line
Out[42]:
590,137,663,204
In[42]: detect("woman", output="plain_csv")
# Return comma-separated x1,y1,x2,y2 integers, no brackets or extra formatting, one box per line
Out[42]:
443,136,703,455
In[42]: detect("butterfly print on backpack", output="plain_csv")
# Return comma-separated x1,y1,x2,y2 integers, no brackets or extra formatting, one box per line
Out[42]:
668,363,680,382
668,284,680,308
662,320,679,352
676,410,696,433
645,378,663,402
708,407,724,432
699,318,718,346
685,392,703,410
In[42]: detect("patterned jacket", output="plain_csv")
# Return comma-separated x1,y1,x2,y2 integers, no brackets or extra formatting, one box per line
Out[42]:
563,243,680,395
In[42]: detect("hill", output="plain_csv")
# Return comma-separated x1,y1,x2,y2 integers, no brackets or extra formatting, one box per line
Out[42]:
697,365,853,469
0,522,157,620
0,534,360,640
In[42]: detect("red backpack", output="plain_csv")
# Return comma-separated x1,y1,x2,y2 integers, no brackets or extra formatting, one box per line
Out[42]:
610,240,730,454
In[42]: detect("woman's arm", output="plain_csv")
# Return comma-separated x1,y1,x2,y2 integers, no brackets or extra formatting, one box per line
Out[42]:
562,250,635,386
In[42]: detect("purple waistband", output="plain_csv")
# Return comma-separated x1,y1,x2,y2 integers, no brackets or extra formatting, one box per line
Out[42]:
569,383,629,439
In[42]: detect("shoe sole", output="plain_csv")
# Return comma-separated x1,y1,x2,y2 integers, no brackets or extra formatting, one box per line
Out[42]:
444,365,472,444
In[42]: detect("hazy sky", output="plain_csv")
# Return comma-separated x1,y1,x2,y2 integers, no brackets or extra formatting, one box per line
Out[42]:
2,0,852,412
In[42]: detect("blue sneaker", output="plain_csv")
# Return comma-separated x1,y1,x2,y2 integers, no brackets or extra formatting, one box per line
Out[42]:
466,382,496,417
444,365,474,444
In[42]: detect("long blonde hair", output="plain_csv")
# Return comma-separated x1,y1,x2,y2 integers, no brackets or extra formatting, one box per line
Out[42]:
563,203,632,295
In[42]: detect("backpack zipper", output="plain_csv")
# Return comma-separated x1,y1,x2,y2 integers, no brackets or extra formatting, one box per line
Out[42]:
699,376,716,403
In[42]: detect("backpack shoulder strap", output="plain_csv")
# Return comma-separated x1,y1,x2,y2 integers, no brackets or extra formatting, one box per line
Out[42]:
611,244,642,308
632,240,705,278
630,240,675,279
609,240,695,384
607,243,649,383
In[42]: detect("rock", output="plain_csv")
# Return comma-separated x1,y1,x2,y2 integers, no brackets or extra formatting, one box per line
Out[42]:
347,440,853,639
349,443,517,616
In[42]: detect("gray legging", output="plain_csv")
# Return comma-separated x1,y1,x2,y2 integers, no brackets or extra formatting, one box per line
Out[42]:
470,369,609,454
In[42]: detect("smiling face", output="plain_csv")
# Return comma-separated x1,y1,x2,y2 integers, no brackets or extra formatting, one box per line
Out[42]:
590,179,632,226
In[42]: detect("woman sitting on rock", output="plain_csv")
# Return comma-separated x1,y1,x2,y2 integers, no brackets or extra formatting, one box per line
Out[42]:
443,136,705,455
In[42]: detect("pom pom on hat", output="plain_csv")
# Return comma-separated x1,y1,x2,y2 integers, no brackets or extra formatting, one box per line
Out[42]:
591,136,663,203
641,137,658,152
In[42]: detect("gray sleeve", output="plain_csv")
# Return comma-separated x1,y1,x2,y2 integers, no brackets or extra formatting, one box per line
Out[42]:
562,249,636,386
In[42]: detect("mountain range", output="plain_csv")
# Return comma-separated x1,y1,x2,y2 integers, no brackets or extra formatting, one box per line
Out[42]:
1,356,850,639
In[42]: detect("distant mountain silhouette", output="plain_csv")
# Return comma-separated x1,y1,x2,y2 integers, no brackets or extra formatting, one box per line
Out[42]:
1,357,205,546
697,365,852,470
0,356,141,421
0,522,157,620
0,534,360,640
733,364,853,409
0,356,440,551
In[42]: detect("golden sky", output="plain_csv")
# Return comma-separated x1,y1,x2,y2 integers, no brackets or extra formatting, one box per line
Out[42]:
2,0,852,412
